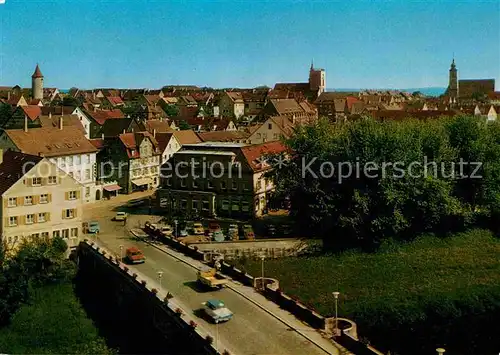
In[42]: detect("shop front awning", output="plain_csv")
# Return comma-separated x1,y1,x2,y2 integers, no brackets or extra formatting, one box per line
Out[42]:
103,184,122,192
132,177,153,186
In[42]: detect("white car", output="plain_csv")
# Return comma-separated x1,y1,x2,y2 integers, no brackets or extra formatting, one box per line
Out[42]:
203,299,233,324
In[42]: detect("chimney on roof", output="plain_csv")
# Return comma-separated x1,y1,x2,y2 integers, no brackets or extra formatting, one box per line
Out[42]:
59,116,63,130
24,114,28,132
49,112,52,119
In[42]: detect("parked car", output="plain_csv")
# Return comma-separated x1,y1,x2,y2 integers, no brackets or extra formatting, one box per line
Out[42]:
212,230,225,242
177,228,189,237
125,247,145,264
208,222,221,233
202,299,233,324
87,221,100,234
192,222,204,235
158,225,173,238
227,224,239,240
241,224,255,240
114,212,127,221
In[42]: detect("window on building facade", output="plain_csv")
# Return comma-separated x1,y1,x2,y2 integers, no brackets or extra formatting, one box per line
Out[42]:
62,229,69,239
222,200,229,210
65,209,75,219
75,155,81,165
232,181,237,190
69,172,74,178
87,154,91,163
48,176,57,184
31,233,39,239
207,180,213,189
85,187,90,197
8,197,16,207
32,177,42,186
268,123,272,130
180,178,186,187
202,201,209,211
71,228,78,237
180,200,187,209
26,214,35,224
85,169,91,180
40,194,48,203
192,200,198,211
193,180,198,188
24,196,33,205
53,230,60,238
69,191,77,200
220,181,226,190
38,213,46,223
9,216,17,226
67,157,72,166
42,232,49,238
242,202,250,212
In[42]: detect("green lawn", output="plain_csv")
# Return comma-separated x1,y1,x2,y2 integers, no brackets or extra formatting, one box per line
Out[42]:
0,283,115,355
234,229,500,326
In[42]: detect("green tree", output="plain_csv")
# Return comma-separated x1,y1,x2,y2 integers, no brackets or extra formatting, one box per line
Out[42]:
178,120,191,130
162,104,179,117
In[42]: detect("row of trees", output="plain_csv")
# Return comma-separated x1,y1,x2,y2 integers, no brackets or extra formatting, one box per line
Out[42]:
268,115,500,250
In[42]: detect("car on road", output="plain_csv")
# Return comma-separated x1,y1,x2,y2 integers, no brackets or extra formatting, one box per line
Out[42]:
202,299,233,323
114,212,128,221
227,224,239,240
87,221,100,234
192,222,204,235
125,247,145,264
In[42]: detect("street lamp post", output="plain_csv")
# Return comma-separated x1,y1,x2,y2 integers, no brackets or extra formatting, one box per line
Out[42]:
119,245,124,262
157,271,164,291
332,291,340,336
260,255,265,290
436,348,446,355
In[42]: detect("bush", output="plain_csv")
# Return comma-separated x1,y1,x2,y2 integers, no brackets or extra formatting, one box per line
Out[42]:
205,335,214,344
175,308,183,315
151,288,158,294
189,320,197,328
141,280,147,286
132,273,137,279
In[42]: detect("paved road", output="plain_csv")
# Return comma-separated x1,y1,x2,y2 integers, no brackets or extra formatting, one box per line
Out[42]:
84,196,339,355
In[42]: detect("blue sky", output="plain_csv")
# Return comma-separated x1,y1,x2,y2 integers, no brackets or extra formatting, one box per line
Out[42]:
0,0,498,90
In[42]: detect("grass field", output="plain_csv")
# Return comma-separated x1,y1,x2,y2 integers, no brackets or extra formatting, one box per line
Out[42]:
234,229,500,325
0,283,115,354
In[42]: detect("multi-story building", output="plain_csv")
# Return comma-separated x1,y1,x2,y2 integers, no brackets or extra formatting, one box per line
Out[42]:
218,92,245,119
156,141,287,219
100,132,161,193
0,122,99,203
0,150,83,252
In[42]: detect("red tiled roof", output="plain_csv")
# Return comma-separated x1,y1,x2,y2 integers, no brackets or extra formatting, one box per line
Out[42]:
107,96,124,105
118,132,159,159
32,64,43,78
21,105,42,121
346,96,360,110
0,151,44,196
89,139,105,150
154,132,174,152
86,109,124,125
240,141,287,172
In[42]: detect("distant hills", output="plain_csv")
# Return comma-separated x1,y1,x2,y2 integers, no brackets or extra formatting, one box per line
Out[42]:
328,87,446,97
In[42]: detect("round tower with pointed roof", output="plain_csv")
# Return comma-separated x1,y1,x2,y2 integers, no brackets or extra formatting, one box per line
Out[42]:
447,58,458,100
31,64,44,100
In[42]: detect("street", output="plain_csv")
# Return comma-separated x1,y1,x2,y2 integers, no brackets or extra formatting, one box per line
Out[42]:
83,194,340,355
